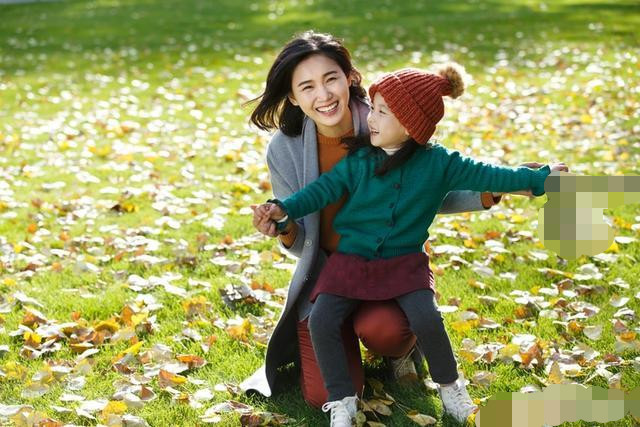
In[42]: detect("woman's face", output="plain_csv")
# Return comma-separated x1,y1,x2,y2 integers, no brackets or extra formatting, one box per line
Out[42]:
288,54,353,138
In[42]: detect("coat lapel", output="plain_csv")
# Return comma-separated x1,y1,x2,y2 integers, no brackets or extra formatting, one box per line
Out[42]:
302,117,319,187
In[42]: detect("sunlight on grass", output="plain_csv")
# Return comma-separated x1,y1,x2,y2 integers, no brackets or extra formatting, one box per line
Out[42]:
0,0,639,425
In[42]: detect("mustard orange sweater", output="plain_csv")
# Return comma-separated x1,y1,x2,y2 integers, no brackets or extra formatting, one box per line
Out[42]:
279,128,353,253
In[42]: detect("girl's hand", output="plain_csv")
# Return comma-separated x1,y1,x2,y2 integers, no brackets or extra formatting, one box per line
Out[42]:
250,204,278,237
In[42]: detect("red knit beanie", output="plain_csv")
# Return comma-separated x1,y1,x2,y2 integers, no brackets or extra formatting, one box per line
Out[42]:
368,64,465,144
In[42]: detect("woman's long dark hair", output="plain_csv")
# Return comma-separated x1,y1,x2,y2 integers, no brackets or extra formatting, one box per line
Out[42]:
342,135,429,176
249,31,367,136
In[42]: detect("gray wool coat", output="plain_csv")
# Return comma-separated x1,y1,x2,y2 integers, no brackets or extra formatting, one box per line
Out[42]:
240,97,489,398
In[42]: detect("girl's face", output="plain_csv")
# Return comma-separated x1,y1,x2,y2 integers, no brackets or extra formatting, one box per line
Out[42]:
288,54,353,138
367,92,409,150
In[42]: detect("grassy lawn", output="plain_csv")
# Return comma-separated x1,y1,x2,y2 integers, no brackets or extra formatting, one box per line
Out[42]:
0,0,639,425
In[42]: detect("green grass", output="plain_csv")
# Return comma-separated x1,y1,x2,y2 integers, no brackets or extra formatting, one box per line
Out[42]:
1,0,639,425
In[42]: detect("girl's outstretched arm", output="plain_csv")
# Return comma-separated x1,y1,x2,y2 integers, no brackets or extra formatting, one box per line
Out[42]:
490,162,569,198
442,148,560,196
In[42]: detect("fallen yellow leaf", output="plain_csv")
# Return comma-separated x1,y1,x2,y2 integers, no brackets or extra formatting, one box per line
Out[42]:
158,369,187,388
499,343,520,359
366,399,392,416
95,320,120,334
463,239,477,248
620,331,637,342
23,331,42,346
123,341,144,355
3,361,27,380
548,361,565,384
102,400,127,417
568,321,583,334
510,214,525,224
606,241,620,253
111,340,144,363
406,410,437,425
227,319,253,342
451,320,474,333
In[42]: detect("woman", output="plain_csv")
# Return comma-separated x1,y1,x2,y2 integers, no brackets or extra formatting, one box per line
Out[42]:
241,31,511,408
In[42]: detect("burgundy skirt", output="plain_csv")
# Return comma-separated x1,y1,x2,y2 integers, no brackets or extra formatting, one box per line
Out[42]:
310,252,435,302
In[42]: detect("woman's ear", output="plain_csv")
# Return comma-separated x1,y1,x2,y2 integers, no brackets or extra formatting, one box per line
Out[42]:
348,71,357,86
288,94,299,106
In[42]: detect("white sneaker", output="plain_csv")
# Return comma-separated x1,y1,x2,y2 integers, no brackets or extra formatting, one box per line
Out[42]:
321,394,358,427
438,375,477,424
388,348,419,383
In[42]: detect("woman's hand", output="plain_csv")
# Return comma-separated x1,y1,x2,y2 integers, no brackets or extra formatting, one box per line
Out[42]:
519,161,544,169
265,203,286,221
550,162,569,173
520,161,569,173
250,203,288,237
251,204,278,237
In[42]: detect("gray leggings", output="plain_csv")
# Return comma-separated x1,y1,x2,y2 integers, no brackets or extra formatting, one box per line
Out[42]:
308,289,458,401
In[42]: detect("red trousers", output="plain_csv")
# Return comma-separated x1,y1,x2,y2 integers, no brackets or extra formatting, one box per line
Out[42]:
297,299,417,408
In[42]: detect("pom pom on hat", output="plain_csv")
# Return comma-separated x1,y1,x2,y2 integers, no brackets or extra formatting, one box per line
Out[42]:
437,63,465,99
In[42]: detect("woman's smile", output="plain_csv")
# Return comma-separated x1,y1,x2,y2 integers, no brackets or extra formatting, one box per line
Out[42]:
316,101,339,115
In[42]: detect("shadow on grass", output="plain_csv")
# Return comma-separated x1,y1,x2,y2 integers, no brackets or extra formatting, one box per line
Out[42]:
245,360,451,426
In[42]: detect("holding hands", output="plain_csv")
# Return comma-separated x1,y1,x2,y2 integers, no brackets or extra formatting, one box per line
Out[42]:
250,202,287,237
549,162,569,173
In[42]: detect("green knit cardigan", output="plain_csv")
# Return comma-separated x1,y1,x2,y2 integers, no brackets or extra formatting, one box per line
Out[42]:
281,143,550,259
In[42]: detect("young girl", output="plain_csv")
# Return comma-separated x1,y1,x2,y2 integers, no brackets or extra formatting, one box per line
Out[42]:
254,64,566,426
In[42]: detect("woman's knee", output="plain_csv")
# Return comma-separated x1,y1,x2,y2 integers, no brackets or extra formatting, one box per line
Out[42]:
353,300,416,357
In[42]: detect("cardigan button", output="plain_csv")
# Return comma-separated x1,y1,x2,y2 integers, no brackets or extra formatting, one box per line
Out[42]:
393,183,401,189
